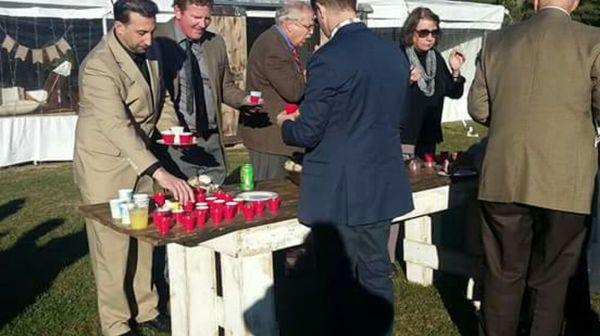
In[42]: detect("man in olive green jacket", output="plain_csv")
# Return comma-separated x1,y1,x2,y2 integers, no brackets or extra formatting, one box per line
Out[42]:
468,0,600,334
73,1,192,335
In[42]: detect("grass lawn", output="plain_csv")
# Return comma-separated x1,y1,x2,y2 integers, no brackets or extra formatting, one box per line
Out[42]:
0,121,598,335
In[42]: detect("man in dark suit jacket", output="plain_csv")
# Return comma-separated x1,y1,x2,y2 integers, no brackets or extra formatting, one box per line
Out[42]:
277,0,413,334
241,1,313,180
153,0,256,185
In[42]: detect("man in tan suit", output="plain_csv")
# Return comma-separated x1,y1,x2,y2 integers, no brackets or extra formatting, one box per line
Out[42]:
240,1,313,180
73,1,193,335
153,0,257,185
468,0,600,334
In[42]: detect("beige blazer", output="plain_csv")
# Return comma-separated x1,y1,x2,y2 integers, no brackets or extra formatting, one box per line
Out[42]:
468,8,600,214
241,26,305,156
73,30,177,203
154,22,247,153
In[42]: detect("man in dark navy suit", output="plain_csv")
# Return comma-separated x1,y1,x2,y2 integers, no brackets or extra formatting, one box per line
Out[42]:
277,0,413,334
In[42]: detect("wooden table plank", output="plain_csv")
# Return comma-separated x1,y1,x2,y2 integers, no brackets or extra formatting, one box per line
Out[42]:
77,168,472,247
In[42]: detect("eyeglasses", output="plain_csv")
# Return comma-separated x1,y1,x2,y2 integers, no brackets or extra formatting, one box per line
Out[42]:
414,29,439,38
294,21,315,31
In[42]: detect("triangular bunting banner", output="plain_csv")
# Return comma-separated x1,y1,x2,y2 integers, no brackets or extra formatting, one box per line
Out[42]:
56,38,71,53
32,49,43,63
45,45,59,61
1,35,15,53
15,45,29,61
3,32,72,63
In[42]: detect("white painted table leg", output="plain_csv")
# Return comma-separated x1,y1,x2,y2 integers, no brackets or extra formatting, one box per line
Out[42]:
404,216,434,286
220,252,278,336
186,246,219,336
168,244,190,336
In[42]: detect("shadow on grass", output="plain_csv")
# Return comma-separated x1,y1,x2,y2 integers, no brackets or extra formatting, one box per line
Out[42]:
434,274,479,336
0,218,87,328
246,225,395,336
0,198,26,223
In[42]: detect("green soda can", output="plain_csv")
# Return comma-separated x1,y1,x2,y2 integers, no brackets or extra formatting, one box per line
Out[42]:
240,163,254,191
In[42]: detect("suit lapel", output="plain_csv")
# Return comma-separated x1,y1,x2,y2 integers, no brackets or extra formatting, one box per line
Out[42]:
146,44,160,113
106,30,154,115
157,21,181,101
200,33,221,107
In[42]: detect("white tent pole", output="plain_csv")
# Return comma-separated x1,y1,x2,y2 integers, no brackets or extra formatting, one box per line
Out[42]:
102,13,108,35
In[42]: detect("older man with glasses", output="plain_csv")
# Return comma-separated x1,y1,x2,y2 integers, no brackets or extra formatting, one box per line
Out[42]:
240,0,314,181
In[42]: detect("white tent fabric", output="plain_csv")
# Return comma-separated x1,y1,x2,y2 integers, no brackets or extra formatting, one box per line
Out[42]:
0,114,77,167
362,0,505,30
0,0,112,19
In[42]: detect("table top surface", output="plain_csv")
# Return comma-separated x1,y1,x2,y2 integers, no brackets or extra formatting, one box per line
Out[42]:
77,168,471,247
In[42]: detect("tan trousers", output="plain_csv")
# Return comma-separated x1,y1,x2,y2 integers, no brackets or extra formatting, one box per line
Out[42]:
85,219,158,336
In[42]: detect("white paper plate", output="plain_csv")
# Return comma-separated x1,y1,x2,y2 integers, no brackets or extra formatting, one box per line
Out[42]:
236,191,278,202
437,169,477,177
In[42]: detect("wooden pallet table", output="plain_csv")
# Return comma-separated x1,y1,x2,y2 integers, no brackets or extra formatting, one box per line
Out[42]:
78,170,478,336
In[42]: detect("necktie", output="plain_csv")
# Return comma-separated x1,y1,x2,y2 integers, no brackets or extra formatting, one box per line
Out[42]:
291,48,305,75
185,40,209,139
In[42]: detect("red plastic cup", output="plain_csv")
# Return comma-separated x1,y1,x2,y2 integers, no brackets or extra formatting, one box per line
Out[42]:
233,198,244,210
423,152,435,163
181,214,195,232
205,197,217,207
241,203,254,221
214,189,226,200
184,201,195,213
213,199,226,209
162,132,175,144
224,202,238,220
210,207,224,225
284,103,298,115
253,200,265,214
195,207,208,227
195,192,207,203
152,192,166,207
267,197,280,213
439,151,449,163
150,211,162,224
156,216,171,236
224,193,234,202
179,132,193,144
172,209,184,224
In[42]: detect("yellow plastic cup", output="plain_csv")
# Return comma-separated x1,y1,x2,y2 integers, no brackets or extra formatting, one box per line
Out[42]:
130,206,149,230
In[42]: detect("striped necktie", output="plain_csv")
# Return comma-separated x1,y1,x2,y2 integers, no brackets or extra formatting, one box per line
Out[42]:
291,48,305,75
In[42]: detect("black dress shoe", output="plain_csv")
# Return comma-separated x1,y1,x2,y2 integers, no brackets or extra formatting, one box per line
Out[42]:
140,314,171,333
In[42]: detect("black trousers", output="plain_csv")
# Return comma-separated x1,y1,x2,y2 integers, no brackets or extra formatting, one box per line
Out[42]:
311,221,394,336
479,201,587,336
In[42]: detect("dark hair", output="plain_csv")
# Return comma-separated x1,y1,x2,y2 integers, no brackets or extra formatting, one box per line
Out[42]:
310,0,356,11
113,0,159,24
401,7,441,47
173,0,214,10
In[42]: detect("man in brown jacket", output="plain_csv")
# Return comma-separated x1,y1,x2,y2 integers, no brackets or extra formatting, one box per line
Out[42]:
468,0,600,334
154,0,257,185
240,1,313,180
73,1,193,335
